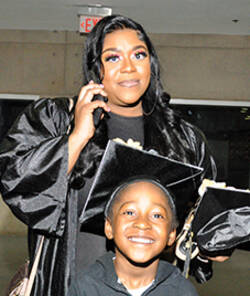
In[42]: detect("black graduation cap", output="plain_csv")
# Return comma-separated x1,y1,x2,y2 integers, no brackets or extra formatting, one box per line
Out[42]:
192,185,250,256
79,140,204,235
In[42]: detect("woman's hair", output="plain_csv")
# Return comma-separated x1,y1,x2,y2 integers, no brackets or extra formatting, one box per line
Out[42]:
70,15,196,189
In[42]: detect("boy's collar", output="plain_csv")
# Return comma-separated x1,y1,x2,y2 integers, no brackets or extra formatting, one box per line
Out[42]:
96,251,177,287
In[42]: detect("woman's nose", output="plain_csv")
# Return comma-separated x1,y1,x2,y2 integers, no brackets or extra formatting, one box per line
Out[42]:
121,57,136,73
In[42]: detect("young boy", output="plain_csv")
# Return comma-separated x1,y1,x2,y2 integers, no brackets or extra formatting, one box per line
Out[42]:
69,178,198,296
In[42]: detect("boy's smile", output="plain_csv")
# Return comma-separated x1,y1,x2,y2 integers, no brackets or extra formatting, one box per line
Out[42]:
127,236,154,244
105,181,176,265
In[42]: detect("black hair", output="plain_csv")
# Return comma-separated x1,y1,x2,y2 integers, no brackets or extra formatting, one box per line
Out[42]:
70,15,196,189
105,178,179,230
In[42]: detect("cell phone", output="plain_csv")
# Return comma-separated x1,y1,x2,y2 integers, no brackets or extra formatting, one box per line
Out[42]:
92,94,108,127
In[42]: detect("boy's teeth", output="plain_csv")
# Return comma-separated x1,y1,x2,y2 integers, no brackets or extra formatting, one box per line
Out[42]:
128,237,153,244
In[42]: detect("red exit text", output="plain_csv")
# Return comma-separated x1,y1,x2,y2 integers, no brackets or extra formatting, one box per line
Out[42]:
79,16,102,33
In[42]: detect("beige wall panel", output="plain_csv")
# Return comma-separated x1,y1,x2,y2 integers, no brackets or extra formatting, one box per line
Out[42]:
66,31,86,45
0,30,249,100
0,43,65,95
21,44,65,95
65,44,84,96
0,43,24,90
0,195,27,235
158,47,250,100
150,34,250,49
0,29,66,44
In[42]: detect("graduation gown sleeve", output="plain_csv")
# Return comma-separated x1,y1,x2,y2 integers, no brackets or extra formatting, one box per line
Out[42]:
0,97,71,236
181,121,217,181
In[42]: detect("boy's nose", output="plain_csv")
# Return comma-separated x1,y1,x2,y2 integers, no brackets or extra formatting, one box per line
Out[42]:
133,216,151,230
121,57,136,73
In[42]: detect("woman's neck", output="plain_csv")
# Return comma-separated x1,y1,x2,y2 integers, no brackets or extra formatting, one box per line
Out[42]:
114,253,158,290
108,101,143,117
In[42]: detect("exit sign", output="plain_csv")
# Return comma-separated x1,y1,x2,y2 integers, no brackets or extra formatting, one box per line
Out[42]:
79,15,102,33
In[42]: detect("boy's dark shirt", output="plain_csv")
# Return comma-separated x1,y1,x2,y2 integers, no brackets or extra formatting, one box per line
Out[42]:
69,252,198,296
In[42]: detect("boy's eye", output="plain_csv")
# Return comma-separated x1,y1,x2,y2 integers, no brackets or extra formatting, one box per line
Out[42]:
152,213,164,219
123,210,135,216
133,51,148,60
105,55,120,63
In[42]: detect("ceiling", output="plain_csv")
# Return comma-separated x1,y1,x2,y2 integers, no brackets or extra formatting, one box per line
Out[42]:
0,0,249,34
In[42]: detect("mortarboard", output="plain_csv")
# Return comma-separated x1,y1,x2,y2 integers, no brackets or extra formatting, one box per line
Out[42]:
79,140,204,235
192,184,250,256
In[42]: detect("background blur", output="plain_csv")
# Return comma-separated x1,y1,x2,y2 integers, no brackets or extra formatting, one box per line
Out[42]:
0,1,249,295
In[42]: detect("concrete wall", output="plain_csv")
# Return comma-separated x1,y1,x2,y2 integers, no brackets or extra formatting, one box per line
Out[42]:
151,34,250,101
0,29,249,100
0,30,249,235
0,195,27,235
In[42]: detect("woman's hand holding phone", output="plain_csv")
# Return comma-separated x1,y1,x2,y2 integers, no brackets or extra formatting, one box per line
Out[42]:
68,81,109,173
92,94,108,127
73,81,109,144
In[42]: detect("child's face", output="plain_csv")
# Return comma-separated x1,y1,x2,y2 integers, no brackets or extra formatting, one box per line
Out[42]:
105,181,176,265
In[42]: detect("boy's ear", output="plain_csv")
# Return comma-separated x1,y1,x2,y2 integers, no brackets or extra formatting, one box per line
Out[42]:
104,218,114,240
166,229,176,247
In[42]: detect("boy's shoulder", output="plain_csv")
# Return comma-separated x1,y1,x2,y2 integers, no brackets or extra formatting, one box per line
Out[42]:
71,252,128,295
77,251,117,283
155,260,198,296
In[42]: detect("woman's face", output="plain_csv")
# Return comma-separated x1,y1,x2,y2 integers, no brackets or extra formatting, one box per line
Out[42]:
101,29,151,116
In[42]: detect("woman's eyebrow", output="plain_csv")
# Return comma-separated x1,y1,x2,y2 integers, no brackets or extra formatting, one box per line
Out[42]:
102,47,119,54
102,45,148,55
133,45,148,51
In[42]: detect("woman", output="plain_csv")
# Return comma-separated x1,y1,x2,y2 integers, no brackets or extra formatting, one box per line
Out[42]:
0,15,217,295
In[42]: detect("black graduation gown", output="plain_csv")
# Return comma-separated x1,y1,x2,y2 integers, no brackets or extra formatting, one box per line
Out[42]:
0,97,216,296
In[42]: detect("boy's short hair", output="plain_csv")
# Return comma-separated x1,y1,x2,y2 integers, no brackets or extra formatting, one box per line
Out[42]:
105,177,179,230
